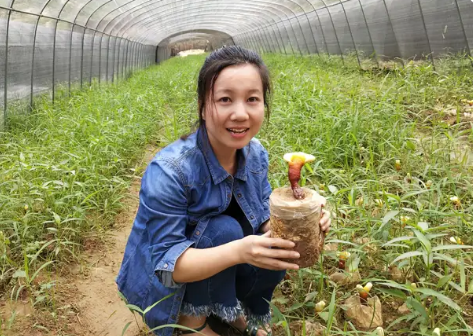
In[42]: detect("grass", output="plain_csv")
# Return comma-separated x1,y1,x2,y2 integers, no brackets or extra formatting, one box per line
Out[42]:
1,52,473,335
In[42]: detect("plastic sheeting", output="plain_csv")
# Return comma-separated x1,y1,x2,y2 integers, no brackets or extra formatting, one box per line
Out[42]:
1,0,473,127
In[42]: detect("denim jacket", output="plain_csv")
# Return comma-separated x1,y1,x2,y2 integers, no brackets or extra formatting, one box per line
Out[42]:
116,125,272,336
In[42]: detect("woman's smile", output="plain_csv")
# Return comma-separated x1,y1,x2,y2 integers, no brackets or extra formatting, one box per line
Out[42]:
226,127,250,138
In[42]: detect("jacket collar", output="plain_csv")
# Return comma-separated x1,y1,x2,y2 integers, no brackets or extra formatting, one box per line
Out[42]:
197,125,248,184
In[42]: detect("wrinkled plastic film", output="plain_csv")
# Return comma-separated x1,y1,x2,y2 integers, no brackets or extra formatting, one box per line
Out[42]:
269,187,322,220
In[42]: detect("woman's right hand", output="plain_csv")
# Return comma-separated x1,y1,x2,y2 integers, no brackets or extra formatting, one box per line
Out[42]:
235,231,300,270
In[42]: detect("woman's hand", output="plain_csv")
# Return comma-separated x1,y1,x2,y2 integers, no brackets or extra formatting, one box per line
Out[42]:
314,194,331,233
235,231,300,271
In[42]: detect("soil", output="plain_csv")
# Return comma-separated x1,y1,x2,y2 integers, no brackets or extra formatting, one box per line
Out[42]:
1,145,160,336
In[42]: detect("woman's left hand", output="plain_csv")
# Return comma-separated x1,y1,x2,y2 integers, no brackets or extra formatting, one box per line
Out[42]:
314,194,331,233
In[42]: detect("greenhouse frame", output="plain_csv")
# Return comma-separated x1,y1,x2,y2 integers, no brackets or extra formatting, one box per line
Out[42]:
0,0,472,128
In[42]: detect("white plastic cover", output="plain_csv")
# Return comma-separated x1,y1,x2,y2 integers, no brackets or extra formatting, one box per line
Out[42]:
1,0,472,127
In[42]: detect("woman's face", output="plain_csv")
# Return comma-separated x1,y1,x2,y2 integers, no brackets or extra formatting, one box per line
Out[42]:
203,63,265,154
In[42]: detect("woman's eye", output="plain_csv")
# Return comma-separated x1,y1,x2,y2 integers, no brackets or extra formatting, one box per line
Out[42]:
248,97,259,102
218,97,231,103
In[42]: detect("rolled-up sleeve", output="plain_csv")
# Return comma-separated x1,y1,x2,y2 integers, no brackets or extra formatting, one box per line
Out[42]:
138,158,194,288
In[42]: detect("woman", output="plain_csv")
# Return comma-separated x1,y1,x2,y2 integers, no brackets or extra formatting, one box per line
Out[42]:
116,45,331,336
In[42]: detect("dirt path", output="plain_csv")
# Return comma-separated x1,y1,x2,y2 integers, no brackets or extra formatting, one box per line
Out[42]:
68,145,161,336
1,143,242,336
1,145,159,336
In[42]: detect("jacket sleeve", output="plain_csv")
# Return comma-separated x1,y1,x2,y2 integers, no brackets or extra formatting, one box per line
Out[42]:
138,158,194,289
260,146,272,226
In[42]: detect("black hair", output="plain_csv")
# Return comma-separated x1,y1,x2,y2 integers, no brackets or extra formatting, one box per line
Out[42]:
181,45,271,140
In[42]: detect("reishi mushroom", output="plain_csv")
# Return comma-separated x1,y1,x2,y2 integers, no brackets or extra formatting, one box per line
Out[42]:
356,282,373,303
337,251,351,270
283,152,315,199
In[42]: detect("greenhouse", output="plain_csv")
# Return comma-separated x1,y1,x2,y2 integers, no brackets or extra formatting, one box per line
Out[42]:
0,1,472,335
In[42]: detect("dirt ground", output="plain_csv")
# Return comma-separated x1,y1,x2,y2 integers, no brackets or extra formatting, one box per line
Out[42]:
0,143,244,336
1,145,160,336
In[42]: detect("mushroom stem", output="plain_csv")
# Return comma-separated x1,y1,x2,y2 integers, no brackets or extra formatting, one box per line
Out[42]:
288,159,305,199
284,152,315,200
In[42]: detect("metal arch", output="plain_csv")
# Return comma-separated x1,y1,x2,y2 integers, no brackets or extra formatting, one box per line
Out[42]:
232,4,319,55
3,0,15,125
56,0,105,23
121,6,271,38
80,1,100,88
240,0,318,55
357,0,378,66
416,0,434,67
153,1,296,53
151,16,282,55
312,5,329,54
245,32,258,53
119,5,281,42
52,0,71,102
319,0,344,64
135,18,273,46
86,0,303,59
89,29,98,85
337,0,361,67
233,3,336,55
68,0,95,94
98,0,306,53
258,27,272,53
160,29,233,43
379,0,400,61
125,17,274,44
264,24,284,53
96,0,293,38
48,0,153,74
453,0,473,67
1,0,154,110
302,1,326,55
298,0,320,55
84,1,116,86
233,18,296,54
107,0,295,40
236,2,326,55
82,0,120,85
54,0,151,87
122,0,304,53
273,0,315,55
30,0,55,110
132,19,258,45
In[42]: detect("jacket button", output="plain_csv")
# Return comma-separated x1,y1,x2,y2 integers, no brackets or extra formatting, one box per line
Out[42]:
195,231,200,236
227,193,231,198
163,263,168,269
237,193,242,198
250,215,254,220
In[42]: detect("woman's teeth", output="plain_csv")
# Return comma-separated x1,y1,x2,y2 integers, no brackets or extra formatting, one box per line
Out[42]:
227,128,248,134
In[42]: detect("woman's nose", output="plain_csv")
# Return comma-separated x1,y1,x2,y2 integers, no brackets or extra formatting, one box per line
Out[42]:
231,101,249,120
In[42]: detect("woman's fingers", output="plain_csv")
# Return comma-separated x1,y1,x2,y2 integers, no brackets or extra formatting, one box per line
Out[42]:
256,256,299,271
260,236,295,250
320,222,330,232
320,209,331,232
260,245,300,260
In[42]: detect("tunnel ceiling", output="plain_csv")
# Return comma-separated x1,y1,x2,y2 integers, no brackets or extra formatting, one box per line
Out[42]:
159,30,233,46
6,0,340,45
